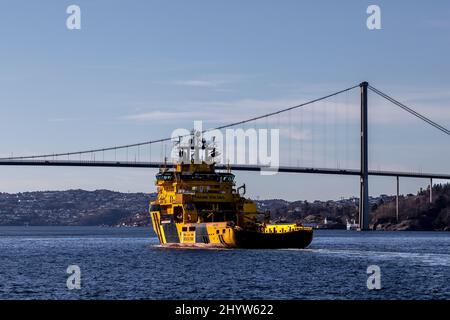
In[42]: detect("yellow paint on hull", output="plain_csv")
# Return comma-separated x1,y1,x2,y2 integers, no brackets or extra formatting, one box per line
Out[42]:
150,210,313,249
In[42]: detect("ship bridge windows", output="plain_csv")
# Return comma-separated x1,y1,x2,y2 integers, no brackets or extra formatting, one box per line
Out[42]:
156,172,174,181
180,173,220,181
219,173,235,183
177,172,234,183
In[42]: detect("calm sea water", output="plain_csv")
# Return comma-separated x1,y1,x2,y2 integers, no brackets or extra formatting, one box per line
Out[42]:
0,227,449,300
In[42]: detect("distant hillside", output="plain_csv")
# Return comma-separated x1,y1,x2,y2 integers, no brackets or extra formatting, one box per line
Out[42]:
370,184,450,231
0,190,155,227
0,185,449,230
257,197,360,229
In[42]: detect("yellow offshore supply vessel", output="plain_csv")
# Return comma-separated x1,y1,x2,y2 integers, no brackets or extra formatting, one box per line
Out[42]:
149,131,313,249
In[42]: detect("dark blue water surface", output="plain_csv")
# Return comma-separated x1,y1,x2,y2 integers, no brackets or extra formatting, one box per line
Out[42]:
0,227,449,300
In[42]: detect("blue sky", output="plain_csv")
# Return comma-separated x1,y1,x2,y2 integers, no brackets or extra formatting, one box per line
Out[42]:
0,0,449,200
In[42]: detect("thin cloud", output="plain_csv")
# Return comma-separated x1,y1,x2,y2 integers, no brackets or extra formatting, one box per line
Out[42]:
155,73,252,89
425,18,450,29
48,118,69,123
156,77,237,88
123,110,208,121
280,128,312,141
171,80,220,87
122,93,450,130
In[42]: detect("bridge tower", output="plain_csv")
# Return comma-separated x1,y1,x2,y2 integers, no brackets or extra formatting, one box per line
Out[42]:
359,81,370,231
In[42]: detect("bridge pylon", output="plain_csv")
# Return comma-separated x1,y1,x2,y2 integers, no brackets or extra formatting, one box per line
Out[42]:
359,81,370,231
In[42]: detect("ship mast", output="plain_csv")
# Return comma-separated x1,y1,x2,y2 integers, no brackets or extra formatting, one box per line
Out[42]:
174,130,218,165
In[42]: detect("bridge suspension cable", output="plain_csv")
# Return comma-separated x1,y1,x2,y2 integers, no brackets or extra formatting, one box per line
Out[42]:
0,84,360,161
369,85,450,136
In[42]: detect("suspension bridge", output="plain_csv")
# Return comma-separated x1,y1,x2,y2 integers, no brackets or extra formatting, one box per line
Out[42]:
1,82,449,230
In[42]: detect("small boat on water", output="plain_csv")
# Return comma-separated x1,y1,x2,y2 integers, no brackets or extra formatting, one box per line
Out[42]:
346,219,358,231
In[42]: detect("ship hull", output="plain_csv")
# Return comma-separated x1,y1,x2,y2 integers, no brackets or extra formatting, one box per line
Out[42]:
152,218,313,249
234,229,313,249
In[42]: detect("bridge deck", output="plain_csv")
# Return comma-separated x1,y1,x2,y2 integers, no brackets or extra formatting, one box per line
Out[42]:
1,160,449,180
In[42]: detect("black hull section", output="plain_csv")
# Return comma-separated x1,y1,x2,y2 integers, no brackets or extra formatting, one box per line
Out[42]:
234,229,313,249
